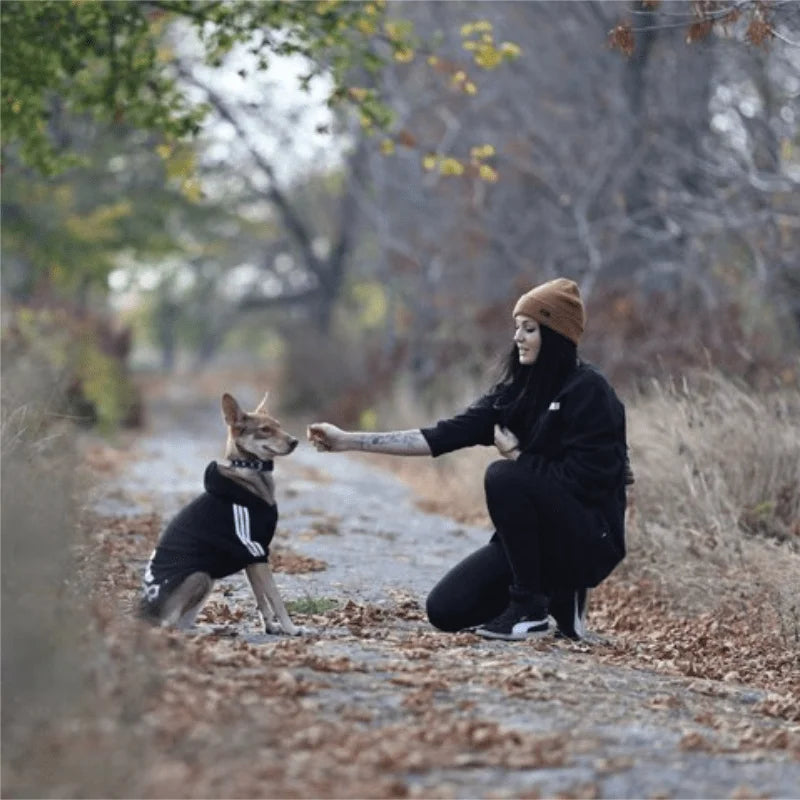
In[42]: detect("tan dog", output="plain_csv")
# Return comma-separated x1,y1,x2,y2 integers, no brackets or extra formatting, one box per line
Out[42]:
139,392,304,635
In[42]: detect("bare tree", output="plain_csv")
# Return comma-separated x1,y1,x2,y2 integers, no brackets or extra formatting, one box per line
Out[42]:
173,55,369,335
345,0,799,385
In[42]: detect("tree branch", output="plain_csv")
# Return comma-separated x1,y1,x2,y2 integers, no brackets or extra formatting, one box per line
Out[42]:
174,62,325,282
238,287,321,312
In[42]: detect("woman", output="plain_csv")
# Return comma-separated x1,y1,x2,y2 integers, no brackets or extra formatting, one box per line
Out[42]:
307,277,631,641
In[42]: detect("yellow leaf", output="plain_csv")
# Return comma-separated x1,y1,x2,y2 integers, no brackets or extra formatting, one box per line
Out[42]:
352,281,387,327
439,158,465,176
164,145,195,179
427,55,439,66
393,48,414,63
464,82,477,95
500,41,522,57
359,408,378,430
470,144,495,159
474,45,503,69
181,179,203,202
384,20,403,39
380,139,395,155
348,87,369,102
65,202,132,242
356,18,376,35
156,144,173,160
422,154,437,171
479,164,499,182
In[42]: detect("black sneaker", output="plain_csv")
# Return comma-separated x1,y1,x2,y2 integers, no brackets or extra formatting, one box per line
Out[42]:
549,588,589,640
474,602,550,641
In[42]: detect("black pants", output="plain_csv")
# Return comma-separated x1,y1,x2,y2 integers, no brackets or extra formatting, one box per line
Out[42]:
426,459,602,632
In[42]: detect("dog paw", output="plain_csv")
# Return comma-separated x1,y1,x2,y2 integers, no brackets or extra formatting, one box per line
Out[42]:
263,621,284,635
263,621,313,636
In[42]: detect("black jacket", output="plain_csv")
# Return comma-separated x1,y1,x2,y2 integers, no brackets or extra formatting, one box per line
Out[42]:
421,363,629,576
142,462,277,605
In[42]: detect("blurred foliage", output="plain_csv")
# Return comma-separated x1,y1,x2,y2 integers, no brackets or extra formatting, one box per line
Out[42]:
1,0,518,180
2,1,200,174
350,280,388,329
2,1,797,434
0,111,268,373
1,119,227,301
0,0,410,174
1,305,141,431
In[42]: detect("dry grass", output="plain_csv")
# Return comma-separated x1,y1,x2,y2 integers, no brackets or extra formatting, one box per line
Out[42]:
627,372,799,550
1,381,85,767
364,376,494,526
624,372,800,635
0,352,154,798
376,370,800,645
3,365,798,798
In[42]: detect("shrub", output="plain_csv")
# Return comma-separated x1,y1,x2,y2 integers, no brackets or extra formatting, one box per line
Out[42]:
1,305,141,432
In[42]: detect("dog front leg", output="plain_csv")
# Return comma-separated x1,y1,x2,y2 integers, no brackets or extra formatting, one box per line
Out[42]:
245,563,303,636
245,564,280,633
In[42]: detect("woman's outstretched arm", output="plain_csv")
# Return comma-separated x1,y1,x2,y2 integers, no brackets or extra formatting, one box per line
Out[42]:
307,423,431,456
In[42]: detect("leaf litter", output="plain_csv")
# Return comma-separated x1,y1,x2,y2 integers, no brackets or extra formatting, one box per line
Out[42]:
15,433,797,799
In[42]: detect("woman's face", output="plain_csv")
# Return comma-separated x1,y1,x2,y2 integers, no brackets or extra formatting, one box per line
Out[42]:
513,314,542,365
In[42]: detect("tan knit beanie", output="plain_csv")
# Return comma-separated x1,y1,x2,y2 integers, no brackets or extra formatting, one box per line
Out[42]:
512,277,585,345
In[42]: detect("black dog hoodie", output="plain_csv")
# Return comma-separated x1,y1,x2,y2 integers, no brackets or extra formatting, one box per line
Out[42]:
141,461,277,612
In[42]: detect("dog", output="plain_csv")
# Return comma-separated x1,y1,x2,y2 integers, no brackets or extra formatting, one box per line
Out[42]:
139,391,304,635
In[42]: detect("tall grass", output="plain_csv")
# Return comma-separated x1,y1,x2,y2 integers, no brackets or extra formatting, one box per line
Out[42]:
628,372,799,550
1,357,87,792
1,336,151,797
625,371,800,636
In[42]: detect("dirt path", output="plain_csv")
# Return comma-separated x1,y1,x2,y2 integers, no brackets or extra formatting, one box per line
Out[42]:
87,391,799,799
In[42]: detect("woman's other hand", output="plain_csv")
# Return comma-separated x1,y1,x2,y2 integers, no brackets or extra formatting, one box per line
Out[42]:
494,425,521,460
307,423,347,452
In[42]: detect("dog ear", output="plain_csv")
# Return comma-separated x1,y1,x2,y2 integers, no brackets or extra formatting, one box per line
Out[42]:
254,391,270,414
221,393,245,426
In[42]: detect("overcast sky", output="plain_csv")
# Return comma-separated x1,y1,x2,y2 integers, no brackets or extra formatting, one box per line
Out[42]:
174,27,347,188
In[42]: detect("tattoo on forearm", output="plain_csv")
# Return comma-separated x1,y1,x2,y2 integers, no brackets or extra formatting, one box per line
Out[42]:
349,430,431,456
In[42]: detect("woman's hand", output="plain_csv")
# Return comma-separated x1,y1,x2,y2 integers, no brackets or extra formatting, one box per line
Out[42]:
494,425,521,460
307,423,348,452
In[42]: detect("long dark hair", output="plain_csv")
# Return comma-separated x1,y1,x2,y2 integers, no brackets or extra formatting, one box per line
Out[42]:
491,324,578,443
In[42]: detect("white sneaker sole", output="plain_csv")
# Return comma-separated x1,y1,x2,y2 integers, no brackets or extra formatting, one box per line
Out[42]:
475,621,550,641
553,589,590,640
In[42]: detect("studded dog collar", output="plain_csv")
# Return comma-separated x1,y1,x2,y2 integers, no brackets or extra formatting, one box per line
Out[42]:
227,457,274,472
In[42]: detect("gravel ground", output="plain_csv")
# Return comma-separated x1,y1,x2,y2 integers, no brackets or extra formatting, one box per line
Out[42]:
89,391,800,799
